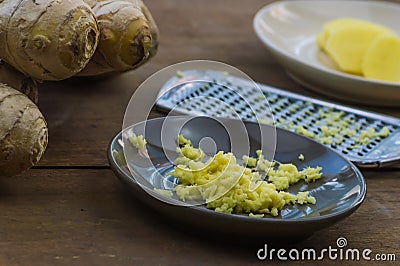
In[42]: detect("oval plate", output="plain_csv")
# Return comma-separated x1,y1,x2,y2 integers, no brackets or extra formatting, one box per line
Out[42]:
253,0,400,106
108,117,366,240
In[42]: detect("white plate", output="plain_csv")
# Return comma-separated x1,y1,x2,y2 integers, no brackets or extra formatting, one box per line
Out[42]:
253,0,400,106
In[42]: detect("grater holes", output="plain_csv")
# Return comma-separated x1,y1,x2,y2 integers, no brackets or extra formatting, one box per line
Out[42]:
249,87,258,94
367,142,376,148
199,86,207,93
253,107,261,114
240,106,247,112
359,120,369,127
305,110,313,116
217,86,225,92
268,97,278,103
240,91,250,98
281,101,290,107
222,94,230,100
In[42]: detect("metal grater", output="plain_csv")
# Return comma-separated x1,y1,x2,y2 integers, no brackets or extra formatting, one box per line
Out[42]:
156,70,400,168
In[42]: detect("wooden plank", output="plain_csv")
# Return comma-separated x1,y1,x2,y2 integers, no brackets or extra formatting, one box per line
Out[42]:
0,169,398,265
2,0,400,265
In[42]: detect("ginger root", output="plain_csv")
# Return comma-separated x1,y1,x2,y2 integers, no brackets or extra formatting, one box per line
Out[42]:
78,0,159,76
129,0,159,59
0,84,48,177
0,0,99,81
0,0,159,178
0,60,38,103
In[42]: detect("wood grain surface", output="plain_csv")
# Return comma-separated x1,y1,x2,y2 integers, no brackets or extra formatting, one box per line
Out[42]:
1,0,399,265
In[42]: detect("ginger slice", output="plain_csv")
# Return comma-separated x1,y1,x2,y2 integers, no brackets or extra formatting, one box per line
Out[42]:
362,34,400,82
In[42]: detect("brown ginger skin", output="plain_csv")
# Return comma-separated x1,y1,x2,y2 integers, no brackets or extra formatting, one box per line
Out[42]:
79,0,159,76
0,0,99,81
0,84,48,177
128,0,159,58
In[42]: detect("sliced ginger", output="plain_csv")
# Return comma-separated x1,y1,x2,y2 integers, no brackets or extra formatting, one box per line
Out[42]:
362,34,400,82
317,18,396,75
316,18,379,50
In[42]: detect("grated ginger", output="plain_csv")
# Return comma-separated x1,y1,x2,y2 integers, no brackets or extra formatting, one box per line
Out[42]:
259,108,391,147
170,138,321,217
128,133,147,149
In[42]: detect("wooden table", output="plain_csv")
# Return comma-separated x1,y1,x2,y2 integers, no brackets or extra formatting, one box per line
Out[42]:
1,0,399,265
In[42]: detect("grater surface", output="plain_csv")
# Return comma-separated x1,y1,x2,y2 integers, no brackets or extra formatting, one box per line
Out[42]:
156,70,400,168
